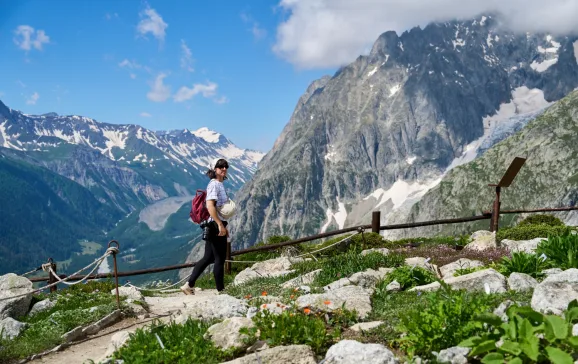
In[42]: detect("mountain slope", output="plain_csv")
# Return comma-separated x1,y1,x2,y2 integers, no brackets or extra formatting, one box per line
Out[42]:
0,100,264,213
0,151,122,274
387,89,578,238
231,15,578,248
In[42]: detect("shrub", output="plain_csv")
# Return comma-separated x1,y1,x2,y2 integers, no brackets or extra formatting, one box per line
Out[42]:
385,235,470,249
518,214,564,227
496,251,549,278
301,232,388,258
111,318,236,363
496,225,571,243
242,310,338,355
309,251,404,287
394,244,510,267
460,300,578,363
380,265,436,290
536,233,578,270
397,284,497,357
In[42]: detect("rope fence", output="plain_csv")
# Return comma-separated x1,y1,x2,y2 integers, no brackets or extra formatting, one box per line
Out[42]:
13,204,578,298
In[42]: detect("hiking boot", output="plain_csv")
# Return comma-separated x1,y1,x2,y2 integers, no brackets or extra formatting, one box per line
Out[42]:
180,282,195,295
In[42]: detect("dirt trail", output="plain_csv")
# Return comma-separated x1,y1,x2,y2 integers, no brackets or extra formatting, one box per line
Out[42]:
30,289,219,364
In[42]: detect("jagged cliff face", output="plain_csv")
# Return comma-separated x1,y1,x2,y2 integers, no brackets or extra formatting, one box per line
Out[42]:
388,89,578,238
0,102,264,213
231,15,578,248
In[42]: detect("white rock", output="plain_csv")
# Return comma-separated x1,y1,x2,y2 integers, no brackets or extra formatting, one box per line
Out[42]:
172,294,248,322
360,248,390,257
324,340,398,363
297,285,373,319
501,238,545,254
573,323,578,336
29,299,56,316
281,269,322,289
0,273,34,320
349,268,391,289
349,321,384,332
531,268,578,315
323,278,352,291
221,344,317,364
405,257,439,276
543,268,564,277
385,280,401,292
508,273,538,292
101,330,131,361
205,317,255,350
444,268,507,294
409,282,441,293
259,302,290,316
82,310,122,336
0,317,27,339
439,258,484,279
111,286,144,301
464,231,496,251
436,346,471,364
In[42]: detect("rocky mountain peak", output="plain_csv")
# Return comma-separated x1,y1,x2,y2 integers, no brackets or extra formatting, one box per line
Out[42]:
230,15,578,249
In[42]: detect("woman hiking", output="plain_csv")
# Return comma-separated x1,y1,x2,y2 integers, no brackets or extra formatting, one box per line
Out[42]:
181,158,236,294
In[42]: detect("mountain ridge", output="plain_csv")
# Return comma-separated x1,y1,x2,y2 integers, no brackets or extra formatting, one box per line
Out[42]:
230,14,578,249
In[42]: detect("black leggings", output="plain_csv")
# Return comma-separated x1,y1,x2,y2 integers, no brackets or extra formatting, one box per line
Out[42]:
187,232,227,291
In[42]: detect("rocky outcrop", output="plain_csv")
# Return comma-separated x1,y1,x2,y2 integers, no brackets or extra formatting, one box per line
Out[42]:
324,340,399,364
296,285,373,319
205,317,255,350
0,273,33,320
221,344,317,364
531,268,578,314
230,15,578,247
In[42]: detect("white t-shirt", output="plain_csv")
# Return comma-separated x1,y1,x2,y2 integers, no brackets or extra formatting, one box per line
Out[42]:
206,179,228,221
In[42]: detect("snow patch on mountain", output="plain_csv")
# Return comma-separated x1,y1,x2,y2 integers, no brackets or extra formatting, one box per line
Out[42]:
531,58,558,72
320,198,347,232
103,129,128,150
193,127,221,143
574,41,578,65
365,178,443,211
446,86,551,171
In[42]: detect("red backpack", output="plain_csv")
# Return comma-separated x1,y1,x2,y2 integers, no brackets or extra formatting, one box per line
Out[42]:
190,189,210,224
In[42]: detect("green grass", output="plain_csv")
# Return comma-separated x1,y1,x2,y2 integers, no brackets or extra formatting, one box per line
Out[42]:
0,280,125,363
111,318,241,364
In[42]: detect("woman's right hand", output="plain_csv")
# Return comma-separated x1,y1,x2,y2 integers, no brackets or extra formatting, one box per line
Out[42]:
218,223,228,236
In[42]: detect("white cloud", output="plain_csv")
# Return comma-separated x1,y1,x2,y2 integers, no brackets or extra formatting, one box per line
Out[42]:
140,112,152,117
119,59,142,69
16,80,26,88
13,25,50,51
214,96,229,104
241,12,267,40
147,73,171,102
173,81,218,102
273,0,578,69
180,40,194,72
130,73,137,79
105,13,119,20
137,6,168,42
26,92,39,105
252,24,267,39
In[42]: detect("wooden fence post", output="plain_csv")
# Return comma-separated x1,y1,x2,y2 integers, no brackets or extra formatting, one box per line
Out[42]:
47,260,58,293
225,240,232,274
372,211,381,233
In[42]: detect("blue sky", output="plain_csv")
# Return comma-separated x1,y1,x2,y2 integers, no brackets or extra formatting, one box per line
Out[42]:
1,1,572,152
0,0,334,152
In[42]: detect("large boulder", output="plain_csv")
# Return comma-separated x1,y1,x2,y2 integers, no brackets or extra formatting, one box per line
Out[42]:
296,285,373,319
111,286,144,301
464,231,496,251
171,294,248,323
29,299,56,316
205,317,255,350
0,273,34,320
531,268,578,315
439,258,484,279
501,238,545,254
221,344,317,364
444,268,507,294
507,273,538,292
234,257,296,285
324,340,399,363
0,317,27,340
281,269,322,289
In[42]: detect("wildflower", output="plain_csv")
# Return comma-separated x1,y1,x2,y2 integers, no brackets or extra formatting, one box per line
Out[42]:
244,294,252,299
261,291,268,296
304,308,311,314
290,294,295,299
323,300,331,305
